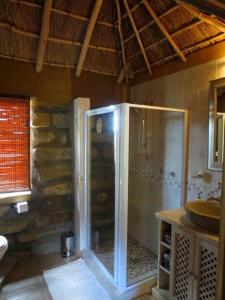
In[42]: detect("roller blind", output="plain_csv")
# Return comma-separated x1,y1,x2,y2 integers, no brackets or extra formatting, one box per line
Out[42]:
0,96,30,193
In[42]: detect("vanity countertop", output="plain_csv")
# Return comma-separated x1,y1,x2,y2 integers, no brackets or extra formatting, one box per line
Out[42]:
156,207,219,246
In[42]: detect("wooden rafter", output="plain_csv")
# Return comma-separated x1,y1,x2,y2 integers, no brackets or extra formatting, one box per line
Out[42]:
143,0,187,63
181,0,225,19
10,0,115,29
51,8,114,28
124,5,179,44
184,33,225,53
117,63,134,84
115,1,143,24
0,21,38,38
133,32,225,74
36,0,53,73
205,0,225,11
11,0,41,8
127,19,202,61
0,21,119,54
118,67,126,84
123,0,152,76
172,19,203,36
76,0,103,77
176,0,225,33
5,0,225,79
115,0,128,84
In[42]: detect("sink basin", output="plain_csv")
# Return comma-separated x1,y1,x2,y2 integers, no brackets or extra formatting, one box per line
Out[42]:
184,200,220,233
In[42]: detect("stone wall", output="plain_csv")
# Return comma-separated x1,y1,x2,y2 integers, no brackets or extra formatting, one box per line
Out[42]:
0,98,73,255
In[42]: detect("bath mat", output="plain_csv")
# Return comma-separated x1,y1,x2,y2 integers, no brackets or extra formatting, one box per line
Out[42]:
43,258,111,300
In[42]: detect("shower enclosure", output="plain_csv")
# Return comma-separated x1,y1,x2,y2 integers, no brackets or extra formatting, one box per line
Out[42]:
82,103,188,292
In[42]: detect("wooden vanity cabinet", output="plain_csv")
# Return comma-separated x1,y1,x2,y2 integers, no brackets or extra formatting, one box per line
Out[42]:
171,227,218,300
170,227,195,300
192,239,218,300
153,208,219,300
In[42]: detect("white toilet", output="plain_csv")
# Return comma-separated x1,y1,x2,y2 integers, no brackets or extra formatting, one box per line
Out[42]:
0,236,8,260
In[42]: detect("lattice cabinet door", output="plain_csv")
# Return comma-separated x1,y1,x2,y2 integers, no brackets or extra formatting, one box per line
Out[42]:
170,227,195,300
192,239,218,300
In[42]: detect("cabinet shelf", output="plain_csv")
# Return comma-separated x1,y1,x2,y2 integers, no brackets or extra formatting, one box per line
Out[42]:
158,220,172,292
160,265,170,275
161,241,171,250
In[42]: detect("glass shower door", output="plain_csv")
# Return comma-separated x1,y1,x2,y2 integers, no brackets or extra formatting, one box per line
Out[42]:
86,108,118,278
126,106,187,286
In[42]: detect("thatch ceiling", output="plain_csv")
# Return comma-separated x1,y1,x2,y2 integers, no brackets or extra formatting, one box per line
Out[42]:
0,0,225,83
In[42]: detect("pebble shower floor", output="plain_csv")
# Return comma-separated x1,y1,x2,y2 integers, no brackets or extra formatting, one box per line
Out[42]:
94,237,158,284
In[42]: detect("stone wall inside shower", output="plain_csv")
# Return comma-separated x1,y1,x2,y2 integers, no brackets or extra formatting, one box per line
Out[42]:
128,108,185,255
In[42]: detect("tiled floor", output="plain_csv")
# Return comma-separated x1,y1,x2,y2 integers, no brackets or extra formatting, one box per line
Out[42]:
0,276,52,300
0,252,78,300
94,237,158,283
0,252,156,300
5,252,78,284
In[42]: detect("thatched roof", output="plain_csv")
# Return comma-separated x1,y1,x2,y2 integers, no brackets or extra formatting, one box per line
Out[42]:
0,0,225,83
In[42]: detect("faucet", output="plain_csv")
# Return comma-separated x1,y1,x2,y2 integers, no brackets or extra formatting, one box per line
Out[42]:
191,172,204,179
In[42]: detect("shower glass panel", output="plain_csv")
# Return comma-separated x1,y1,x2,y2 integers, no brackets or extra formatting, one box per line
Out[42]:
83,103,188,291
127,107,185,286
86,110,116,277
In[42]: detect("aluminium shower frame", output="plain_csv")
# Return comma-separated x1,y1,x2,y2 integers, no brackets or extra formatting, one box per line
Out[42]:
80,103,189,293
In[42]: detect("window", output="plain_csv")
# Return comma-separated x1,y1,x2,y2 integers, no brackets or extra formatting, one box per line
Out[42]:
0,96,30,195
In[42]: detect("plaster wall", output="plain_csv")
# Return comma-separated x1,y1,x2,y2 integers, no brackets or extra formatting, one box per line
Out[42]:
129,58,225,254
131,58,225,201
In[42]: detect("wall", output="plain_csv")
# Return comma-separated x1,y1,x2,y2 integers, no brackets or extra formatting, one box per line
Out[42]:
131,57,225,201
0,57,128,255
0,57,128,106
128,108,185,255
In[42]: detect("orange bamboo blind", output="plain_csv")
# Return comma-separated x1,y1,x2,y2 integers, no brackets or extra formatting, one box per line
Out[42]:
0,96,30,193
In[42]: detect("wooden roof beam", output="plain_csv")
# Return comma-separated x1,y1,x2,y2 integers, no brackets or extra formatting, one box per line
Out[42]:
123,0,152,76
183,33,225,53
133,32,225,75
181,0,225,19
205,0,225,11
117,67,126,84
117,63,134,84
143,0,187,63
115,0,128,84
124,5,179,44
36,0,53,73
115,1,144,24
11,0,41,8
76,0,103,77
51,7,115,28
126,19,203,61
10,0,116,29
176,0,225,33
0,21,120,54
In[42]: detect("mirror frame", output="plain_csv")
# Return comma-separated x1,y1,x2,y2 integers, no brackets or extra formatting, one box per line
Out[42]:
208,77,225,171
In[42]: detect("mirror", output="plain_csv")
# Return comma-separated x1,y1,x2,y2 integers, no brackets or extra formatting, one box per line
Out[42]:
208,78,225,171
